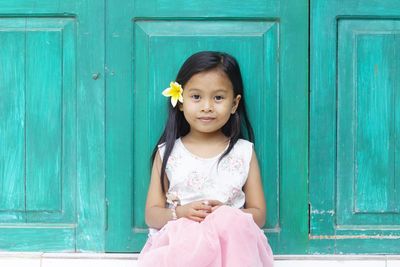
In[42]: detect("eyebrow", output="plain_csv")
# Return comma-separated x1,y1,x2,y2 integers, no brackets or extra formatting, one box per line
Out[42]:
186,88,228,93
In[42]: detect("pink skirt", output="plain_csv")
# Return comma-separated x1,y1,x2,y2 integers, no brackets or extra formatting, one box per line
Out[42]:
138,205,274,267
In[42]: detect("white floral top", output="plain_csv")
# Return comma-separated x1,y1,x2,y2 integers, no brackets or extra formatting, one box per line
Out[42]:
159,137,254,209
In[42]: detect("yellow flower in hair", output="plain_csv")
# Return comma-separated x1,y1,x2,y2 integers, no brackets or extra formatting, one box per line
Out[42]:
162,81,184,107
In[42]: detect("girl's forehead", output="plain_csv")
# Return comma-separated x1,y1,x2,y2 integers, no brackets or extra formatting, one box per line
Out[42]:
184,69,233,91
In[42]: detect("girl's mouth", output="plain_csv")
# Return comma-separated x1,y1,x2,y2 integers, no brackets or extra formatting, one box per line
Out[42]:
198,117,215,122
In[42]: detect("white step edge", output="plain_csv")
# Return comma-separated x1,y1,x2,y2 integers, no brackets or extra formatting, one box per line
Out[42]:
1,253,400,267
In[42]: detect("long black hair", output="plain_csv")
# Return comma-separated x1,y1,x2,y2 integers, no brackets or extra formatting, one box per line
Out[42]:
151,51,254,192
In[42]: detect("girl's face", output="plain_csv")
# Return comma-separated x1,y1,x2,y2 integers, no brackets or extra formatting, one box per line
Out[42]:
179,69,241,137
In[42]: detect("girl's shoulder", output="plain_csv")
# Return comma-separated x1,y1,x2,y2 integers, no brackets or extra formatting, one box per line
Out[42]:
157,137,180,148
233,138,254,151
157,142,166,149
156,139,180,160
229,138,254,162
235,138,253,146
157,142,165,158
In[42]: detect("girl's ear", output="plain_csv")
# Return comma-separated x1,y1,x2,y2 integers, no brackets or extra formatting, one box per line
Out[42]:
178,103,183,111
231,94,241,114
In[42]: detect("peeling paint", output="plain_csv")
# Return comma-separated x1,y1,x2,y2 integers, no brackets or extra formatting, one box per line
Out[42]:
311,209,335,215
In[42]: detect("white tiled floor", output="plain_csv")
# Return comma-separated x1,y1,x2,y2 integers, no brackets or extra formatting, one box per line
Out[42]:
0,258,41,267
274,260,386,267
0,253,139,267
41,258,137,267
1,253,400,266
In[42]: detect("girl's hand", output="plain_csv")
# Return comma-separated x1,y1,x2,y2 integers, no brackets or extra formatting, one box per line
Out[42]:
176,200,212,222
206,200,224,212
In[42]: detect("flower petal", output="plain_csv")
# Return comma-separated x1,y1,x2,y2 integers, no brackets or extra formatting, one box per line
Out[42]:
171,96,178,107
162,87,172,96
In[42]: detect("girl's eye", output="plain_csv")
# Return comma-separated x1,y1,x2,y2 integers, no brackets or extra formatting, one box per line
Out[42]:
214,95,224,101
191,95,200,100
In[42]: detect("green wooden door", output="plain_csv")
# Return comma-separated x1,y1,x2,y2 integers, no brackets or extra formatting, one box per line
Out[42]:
0,1,105,251
106,0,309,253
310,0,400,254
2,0,399,255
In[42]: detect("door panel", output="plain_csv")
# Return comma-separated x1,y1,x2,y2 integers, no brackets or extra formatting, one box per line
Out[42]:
0,1,105,251
106,0,308,253
133,19,279,233
338,20,400,226
310,0,400,254
0,17,76,249
0,27,25,216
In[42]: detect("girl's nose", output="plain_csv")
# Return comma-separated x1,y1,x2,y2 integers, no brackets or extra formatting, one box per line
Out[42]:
202,100,213,112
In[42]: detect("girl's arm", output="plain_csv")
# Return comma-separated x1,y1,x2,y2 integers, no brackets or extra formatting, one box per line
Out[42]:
242,148,267,228
144,151,175,229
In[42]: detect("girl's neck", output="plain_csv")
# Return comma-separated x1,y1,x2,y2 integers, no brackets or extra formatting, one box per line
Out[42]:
182,130,229,145
181,130,230,159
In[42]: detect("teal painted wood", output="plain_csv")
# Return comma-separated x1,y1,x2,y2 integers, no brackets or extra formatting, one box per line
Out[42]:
106,0,308,254
0,1,105,251
105,0,136,252
133,0,278,18
133,20,283,250
135,20,281,235
0,0,309,254
0,27,25,216
397,34,400,205
75,0,106,252
310,0,400,254
338,20,400,225
25,29,62,212
278,0,308,254
133,19,280,243
309,0,337,242
0,228,74,251
0,17,76,250
25,18,77,225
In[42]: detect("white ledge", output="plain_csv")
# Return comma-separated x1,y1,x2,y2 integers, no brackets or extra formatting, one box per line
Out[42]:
1,253,400,267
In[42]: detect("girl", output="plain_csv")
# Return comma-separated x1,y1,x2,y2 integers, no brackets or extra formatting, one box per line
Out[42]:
138,51,274,267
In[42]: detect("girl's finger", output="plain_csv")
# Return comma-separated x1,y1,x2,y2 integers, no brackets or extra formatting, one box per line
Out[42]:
194,202,212,212
201,200,210,206
207,200,223,207
193,209,209,218
197,205,212,212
